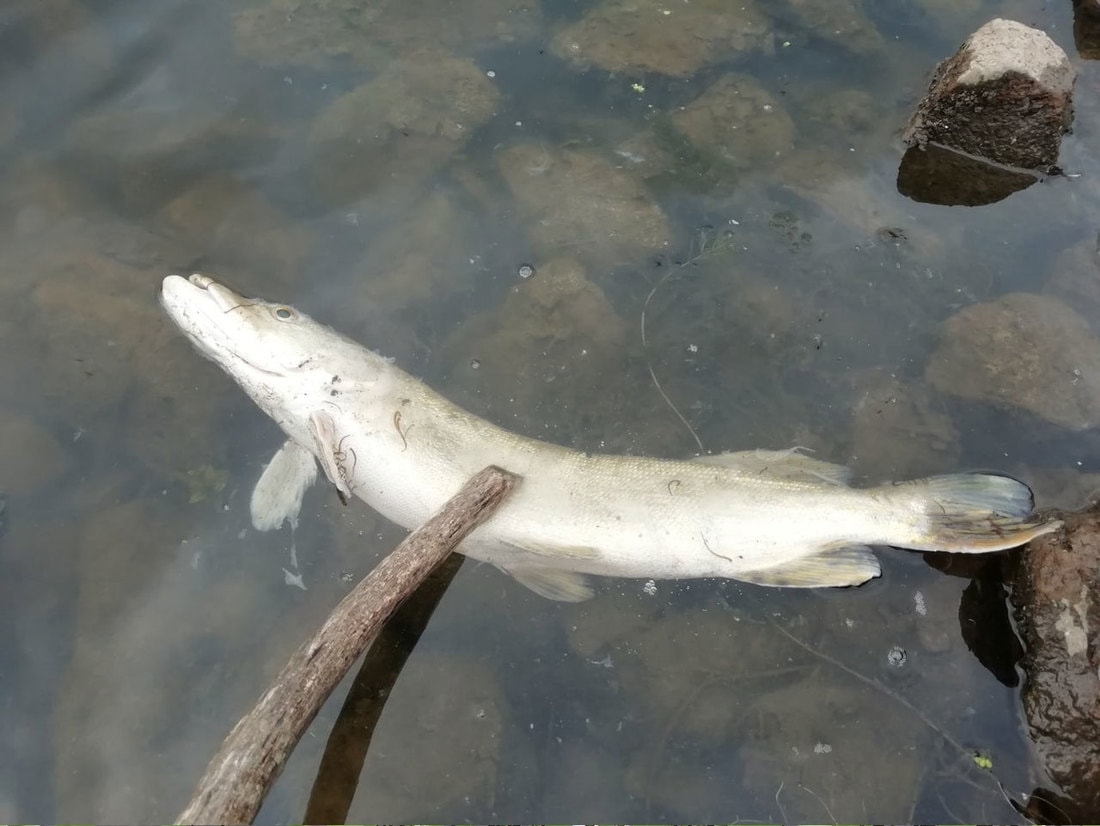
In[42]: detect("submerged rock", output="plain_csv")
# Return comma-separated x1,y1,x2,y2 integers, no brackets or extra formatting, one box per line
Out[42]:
497,144,669,268
1073,0,1100,60
235,0,541,68
158,174,314,284
1009,506,1100,822
348,653,507,821
551,0,772,78
669,74,795,172
903,18,1075,173
1045,237,1100,336
848,370,959,481
354,191,485,310
0,410,69,496
925,293,1100,430
442,257,630,441
780,0,885,54
309,51,499,205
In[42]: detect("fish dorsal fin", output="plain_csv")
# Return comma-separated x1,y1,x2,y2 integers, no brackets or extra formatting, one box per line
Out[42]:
735,544,881,588
502,539,602,560
506,566,595,602
308,410,352,499
692,448,852,486
250,440,318,531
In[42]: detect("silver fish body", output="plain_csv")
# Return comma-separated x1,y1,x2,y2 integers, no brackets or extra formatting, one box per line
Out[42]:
160,274,1060,601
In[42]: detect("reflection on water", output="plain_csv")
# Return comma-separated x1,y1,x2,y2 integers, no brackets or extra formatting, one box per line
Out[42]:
1,0,1098,821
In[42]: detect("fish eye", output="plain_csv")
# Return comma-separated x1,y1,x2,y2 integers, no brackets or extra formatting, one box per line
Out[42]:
273,306,295,321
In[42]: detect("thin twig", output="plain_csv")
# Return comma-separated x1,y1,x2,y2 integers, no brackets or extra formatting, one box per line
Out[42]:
770,620,1031,822
640,262,704,453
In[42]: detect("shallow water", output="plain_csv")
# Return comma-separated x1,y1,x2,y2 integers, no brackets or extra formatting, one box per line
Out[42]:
1,0,1098,821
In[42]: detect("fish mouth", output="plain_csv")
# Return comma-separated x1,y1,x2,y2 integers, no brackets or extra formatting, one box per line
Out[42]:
161,273,282,375
170,273,248,312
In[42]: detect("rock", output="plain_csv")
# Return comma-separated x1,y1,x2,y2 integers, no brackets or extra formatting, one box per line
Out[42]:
441,257,631,444
903,18,1075,172
1026,468,1100,511
65,108,284,214
496,144,669,268
925,293,1100,430
1009,506,1100,822
158,174,314,285
734,680,923,822
30,252,175,414
0,410,69,496
235,0,542,69
1045,237,1100,336
308,51,499,205
1073,0,1100,60
669,75,796,172
27,250,231,479
7,0,114,123
347,653,506,821
848,370,959,480
551,0,772,78
353,191,486,310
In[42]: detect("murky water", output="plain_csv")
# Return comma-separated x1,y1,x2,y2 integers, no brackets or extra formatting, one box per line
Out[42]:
2,0,1099,821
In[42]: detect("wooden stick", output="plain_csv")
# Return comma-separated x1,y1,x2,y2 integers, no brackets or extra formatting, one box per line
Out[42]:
178,465,519,825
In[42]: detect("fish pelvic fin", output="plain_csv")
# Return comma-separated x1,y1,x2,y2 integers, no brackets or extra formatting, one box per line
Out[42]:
736,544,881,588
506,566,595,602
250,440,318,531
887,473,1062,553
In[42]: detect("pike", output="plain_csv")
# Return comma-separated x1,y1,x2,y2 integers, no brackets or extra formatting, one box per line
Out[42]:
160,274,1059,602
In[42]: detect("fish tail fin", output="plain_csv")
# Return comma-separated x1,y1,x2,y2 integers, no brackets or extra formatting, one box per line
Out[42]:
884,473,1061,553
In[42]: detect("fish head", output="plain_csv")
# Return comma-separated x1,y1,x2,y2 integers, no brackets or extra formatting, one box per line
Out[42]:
160,273,391,440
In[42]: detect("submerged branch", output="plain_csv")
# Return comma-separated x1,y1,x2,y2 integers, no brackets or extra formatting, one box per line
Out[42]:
177,465,519,826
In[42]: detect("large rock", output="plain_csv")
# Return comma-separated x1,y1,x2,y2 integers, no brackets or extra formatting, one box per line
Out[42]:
903,18,1075,172
925,293,1100,430
1009,506,1100,822
551,0,772,78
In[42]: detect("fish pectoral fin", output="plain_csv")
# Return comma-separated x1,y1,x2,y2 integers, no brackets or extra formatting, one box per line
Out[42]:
502,539,602,560
307,411,352,499
250,440,318,531
506,566,595,602
692,448,852,486
736,544,881,588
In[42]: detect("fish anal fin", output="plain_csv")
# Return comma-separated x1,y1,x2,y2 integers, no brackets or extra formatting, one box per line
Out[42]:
736,544,881,588
693,449,852,486
308,411,352,499
250,440,318,531
507,566,595,602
